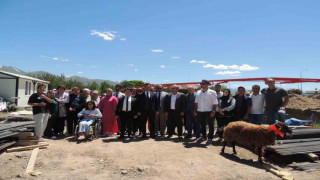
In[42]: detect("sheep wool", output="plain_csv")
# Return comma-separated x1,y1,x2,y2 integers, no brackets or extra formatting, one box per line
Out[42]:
223,121,276,148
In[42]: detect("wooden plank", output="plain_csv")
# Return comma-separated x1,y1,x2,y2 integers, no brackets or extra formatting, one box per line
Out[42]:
0,141,16,151
270,141,320,149
273,145,320,156
25,148,39,175
6,143,48,153
306,153,319,161
275,138,320,144
9,132,34,138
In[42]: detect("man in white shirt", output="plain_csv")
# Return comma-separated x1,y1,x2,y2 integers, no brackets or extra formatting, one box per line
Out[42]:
214,84,223,99
194,80,218,144
248,85,265,125
164,85,186,138
115,88,138,139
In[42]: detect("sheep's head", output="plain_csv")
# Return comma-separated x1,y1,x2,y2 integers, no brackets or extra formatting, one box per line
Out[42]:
274,122,292,134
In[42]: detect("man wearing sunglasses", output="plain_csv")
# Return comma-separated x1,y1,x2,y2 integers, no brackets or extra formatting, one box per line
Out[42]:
194,80,218,144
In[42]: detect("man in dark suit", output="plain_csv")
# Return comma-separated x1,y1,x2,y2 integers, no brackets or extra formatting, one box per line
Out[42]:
67,87,87,135
164,84,186,138
185,86,198,139
115,88,138,139
137,83,158,138
154,85,168,137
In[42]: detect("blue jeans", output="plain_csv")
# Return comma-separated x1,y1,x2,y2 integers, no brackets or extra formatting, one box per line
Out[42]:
79,118,94,135
248,114,264,125
265,109,286,125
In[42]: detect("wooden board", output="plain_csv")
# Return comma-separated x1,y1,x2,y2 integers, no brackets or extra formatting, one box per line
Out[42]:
25,148,39,174
6,143,48,153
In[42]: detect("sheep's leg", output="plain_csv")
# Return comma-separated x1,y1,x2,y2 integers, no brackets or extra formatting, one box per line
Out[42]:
258,147,263,163
232,142,237,154
221,141,226,154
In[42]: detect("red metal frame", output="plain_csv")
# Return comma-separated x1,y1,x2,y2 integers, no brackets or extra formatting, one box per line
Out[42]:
160,77,320,87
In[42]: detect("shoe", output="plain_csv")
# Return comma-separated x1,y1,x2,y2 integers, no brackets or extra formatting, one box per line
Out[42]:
206,139,212,145
196,137,202,142
167,135,172,139
77,135,85,140
118,136,125,139
50,136,57,140
184,134,192,139
218,137,223,143
141,135,147,139
178,136,183,139
202,137,207,141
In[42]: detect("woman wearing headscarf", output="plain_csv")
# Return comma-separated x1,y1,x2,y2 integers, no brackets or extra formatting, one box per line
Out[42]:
216,89,236,142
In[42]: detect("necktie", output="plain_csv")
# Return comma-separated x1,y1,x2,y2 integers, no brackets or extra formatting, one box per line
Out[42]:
158,92,161,107
147,92,149,99
126,97,129,112
115,92,118,97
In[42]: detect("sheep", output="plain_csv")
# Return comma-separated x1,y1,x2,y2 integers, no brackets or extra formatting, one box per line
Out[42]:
221,121,292,162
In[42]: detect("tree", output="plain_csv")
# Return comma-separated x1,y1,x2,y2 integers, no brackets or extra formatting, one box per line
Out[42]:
119,80,145,88
100,81,113,93
88,81,100,91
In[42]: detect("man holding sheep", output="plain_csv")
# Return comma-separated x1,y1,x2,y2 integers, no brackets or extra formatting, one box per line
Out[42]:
194,80,218,144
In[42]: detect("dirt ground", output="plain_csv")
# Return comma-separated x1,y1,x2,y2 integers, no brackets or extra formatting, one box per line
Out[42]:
1,136,319,180
287,94,320,110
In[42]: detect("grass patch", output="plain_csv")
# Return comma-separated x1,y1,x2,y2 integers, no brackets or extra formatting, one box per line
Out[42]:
313,124,320,128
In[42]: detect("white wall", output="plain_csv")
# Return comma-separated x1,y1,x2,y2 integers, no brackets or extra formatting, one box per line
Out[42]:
17,78,49,107
0,78,16,104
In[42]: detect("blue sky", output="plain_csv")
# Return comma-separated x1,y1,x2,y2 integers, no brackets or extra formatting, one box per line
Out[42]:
0,0,319,91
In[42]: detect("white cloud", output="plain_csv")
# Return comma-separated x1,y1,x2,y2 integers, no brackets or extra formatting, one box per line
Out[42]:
151,49,164,53
171,56,180,59
160,65,166,68
134,69,138,72
190,60,208,64
214,71,241,75
127,64,134,67
77,72,83,74
90,30,116,41
120,38,126,41
203,64,259,71
40,55,69,62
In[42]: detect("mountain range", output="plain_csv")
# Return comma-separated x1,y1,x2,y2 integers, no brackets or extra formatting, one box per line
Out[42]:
0,65,117,85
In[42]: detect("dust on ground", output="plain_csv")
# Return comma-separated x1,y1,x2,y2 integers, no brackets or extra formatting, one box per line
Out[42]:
1,136,319,180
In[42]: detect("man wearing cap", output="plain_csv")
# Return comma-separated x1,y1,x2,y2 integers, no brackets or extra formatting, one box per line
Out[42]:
194,80,218,144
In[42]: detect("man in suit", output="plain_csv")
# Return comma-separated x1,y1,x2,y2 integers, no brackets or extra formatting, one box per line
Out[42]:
112,84,124,134
164,84,186,138
67,87,87,135
137,83,158,138
113,84,125,98
154,85,168,137
115,88,138,139
185,86,197,139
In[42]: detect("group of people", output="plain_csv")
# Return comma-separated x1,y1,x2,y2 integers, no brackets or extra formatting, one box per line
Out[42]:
28,78,289,143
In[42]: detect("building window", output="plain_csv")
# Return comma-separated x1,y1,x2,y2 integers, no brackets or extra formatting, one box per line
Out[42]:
29,82,31,95
25,81,28,95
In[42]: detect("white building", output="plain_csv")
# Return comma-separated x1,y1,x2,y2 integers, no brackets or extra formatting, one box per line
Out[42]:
0,71,49,107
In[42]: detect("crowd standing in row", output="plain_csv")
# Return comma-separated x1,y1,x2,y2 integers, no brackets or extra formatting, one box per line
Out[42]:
27,78,289,143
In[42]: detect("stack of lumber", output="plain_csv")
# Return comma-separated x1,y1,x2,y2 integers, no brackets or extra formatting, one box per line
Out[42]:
0,121,34,139
265,128,320,171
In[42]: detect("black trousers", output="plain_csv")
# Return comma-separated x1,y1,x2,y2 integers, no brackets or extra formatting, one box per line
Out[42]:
54,117,65,134
140,109,155,136
120,111,133,137
198,111,214,139
44,115,57,137
132,116,140,134
67,111,78,134
216,113,233,138
168,109,183,136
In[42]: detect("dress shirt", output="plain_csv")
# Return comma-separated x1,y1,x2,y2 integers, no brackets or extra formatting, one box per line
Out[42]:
170,94,177,110
122,96,132,111
195,89,218,112
249,93,265,114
